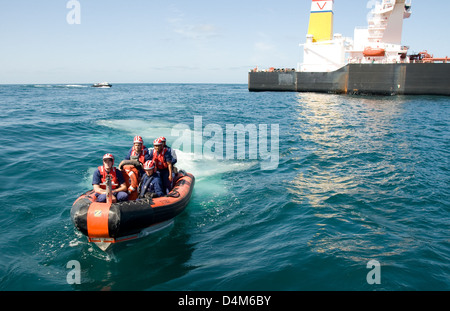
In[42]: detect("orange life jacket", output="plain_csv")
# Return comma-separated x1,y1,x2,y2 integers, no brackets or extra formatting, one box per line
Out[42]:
98,166,119,190
131,146,148,164
122,164,140,200
152,147,169,170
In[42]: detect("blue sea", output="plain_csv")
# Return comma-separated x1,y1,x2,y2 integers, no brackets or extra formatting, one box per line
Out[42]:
0,83,448,291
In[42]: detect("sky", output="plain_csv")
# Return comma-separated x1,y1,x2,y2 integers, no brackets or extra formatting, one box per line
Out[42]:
0,0,448,84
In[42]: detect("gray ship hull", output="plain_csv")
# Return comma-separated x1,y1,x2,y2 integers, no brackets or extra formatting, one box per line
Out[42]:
248,63,450,96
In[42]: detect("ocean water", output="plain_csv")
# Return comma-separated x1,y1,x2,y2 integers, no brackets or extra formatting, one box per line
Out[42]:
0,83,448,291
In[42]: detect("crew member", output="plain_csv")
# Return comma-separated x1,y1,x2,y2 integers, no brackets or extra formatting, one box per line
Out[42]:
149,137,173,194
139,160,164,198
159,136,177,166
119,135,151,177
121,136,150,167
92,153,128,202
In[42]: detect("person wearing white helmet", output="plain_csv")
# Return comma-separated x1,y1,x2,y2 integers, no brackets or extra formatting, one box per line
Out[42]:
149,137,174,194
138,160,164,198
120,136,151,168
92,153,129,203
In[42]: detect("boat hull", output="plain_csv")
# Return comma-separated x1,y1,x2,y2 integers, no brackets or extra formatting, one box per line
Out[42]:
248,63,450,96
92,83,112,88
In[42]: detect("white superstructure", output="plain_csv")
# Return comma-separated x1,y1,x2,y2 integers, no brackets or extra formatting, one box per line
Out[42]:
299,0,413,72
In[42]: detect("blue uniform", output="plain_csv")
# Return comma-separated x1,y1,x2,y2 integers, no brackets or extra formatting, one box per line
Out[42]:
149,148,174,194
166,146,177,165
139,172,164,198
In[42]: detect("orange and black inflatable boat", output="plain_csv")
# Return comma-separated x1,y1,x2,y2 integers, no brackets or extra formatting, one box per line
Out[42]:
71,170,194,250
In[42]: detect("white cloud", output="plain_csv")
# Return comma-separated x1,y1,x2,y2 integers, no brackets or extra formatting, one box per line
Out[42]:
173,23,219,40
253,41,275,52
167,4,219,40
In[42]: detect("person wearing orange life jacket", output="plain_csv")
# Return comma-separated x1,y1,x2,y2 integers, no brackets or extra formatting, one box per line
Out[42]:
119,136,151,170
92,153,128,203
149,137,173,194
117,136,148,199
159,136,177,166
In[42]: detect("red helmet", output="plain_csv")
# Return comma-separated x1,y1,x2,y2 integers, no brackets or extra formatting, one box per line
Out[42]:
133,136,143,144
103,153,114,165
143,160,155,170
153,137,163,145
159,136,166,142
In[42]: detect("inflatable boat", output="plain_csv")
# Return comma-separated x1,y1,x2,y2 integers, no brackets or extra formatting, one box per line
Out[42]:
71,169,195,251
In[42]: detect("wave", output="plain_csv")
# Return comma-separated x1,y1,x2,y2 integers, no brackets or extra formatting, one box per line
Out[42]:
63,84,88,88
175,149,257,180
30,84,88,88
97,119,258,179
97,119,174,142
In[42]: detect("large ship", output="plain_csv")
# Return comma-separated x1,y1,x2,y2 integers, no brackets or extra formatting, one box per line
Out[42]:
248,0,450,95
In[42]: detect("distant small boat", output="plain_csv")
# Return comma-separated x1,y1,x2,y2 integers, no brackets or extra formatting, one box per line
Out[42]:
92,82,112,88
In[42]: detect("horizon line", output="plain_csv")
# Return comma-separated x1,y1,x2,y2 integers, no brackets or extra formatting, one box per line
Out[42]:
0,82,248,86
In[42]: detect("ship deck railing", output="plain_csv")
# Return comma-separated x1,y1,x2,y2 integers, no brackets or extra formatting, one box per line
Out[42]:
250,68,296,73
